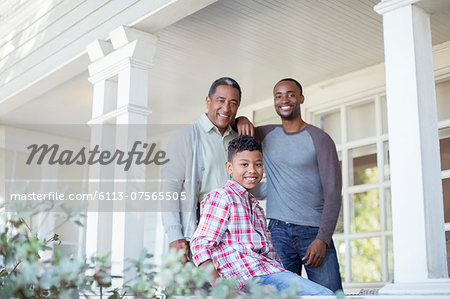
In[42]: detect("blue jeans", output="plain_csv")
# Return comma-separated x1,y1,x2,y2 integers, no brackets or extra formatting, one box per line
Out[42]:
253,271,334,296
268,219,343,292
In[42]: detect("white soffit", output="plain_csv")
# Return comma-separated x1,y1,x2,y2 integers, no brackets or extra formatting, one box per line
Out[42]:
144,0,450,124
145,0,384,124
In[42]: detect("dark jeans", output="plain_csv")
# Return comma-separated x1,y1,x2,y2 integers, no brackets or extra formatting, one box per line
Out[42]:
268,219,343,292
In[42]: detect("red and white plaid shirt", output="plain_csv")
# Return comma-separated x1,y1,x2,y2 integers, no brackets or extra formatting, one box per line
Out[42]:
191,180,284,289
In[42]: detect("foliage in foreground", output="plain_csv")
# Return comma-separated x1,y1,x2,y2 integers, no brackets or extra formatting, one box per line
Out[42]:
0,201,344,298
0,201,111,298
146,249,345,298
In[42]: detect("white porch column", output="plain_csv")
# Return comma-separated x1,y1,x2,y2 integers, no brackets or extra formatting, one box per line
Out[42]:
109,26,156,283
375,0,450,294
86,26,157,284
86,40,117,260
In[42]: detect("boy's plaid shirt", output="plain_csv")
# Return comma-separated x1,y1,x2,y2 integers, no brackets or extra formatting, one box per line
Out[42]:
191,180,284,289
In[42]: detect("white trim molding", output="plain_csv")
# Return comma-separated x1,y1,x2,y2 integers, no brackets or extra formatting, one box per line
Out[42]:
88,104,152,125
374,0,419,15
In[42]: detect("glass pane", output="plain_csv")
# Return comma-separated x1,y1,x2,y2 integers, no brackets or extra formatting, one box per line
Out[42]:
351,237,382,282
7,151,43,196
335,240,346,282
349,144,378,186
383,141,390,180
386,188,392,230
443,178,450,223
253,106,281,126
347,100,376,141
439,127,450,171
387,236,394,281
335,203,344,234
14,151,44,180
350,190,380,233
380,95,388,134
314,110,341,145
57,157,87,199
436,80,450,122
338,151,342,179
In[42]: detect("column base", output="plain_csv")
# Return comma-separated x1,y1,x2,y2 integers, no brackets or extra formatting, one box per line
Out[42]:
379,279,450,295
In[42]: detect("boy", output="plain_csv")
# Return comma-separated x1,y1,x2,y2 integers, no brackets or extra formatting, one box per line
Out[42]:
190,135,333,296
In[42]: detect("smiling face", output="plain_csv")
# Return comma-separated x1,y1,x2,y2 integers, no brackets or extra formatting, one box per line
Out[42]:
206,85,240,135
273,80,304,120
226,150,263,191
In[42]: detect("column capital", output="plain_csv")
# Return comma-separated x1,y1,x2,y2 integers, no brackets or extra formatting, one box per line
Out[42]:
375,0,450,15
88,55,153,84
374,0,419,15
87,40,114,63
109,26,158,50
87,26,158,83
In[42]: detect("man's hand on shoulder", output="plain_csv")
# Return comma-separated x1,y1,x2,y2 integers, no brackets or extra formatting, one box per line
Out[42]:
235,116,254,136
302,239,327,267
169,239,191,263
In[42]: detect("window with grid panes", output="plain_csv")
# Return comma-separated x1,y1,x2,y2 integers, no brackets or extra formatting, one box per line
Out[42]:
436,79,450,275
311,96,393,288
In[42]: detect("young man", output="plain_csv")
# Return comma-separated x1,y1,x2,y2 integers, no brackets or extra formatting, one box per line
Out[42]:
190,135,333,296
255,78,343,292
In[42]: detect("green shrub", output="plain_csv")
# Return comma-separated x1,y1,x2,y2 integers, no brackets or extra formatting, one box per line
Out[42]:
0,201,110,298
1,202,342,298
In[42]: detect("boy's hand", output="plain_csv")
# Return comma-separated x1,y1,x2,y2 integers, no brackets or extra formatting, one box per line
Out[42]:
200,260,220,286
169,239,191,262
302,239,327,267
236,116,254,136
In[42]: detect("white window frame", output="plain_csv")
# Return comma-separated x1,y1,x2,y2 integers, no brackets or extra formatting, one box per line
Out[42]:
439,119,450,232
0,126,88,259
305,92,392,290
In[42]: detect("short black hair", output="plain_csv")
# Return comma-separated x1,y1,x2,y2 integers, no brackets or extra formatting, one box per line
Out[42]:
208,77,242,100
228,135,262,161
276,78,303,95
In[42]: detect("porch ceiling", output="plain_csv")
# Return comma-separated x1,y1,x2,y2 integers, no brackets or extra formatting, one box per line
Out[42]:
1,0,450,126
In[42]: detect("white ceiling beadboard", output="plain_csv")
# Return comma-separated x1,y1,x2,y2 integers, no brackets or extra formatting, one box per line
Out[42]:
146,0,385,124
2,0,450,126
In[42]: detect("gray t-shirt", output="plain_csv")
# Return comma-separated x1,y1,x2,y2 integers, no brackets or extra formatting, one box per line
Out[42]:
256,124,342,245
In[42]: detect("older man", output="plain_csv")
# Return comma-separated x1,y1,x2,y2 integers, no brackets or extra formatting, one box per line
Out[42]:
161,77,247,261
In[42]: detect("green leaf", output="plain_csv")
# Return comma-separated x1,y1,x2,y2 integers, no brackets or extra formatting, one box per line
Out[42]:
0,268,8,277
9,219,23,228
73,220,84,227
107,289,122,299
